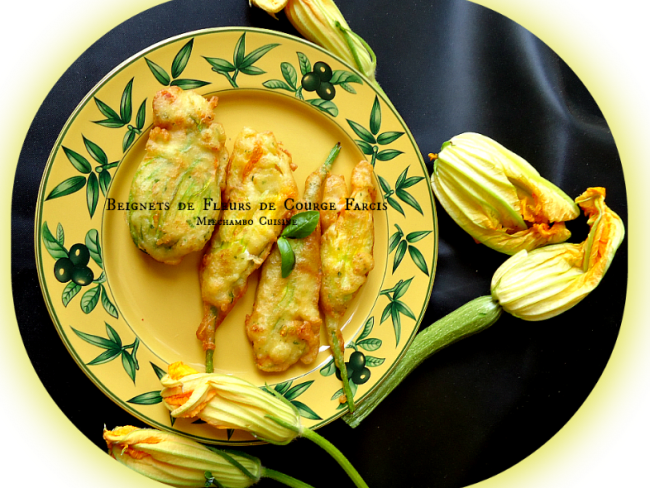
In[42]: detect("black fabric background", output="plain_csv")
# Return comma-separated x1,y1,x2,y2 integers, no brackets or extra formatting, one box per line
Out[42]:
11,1,627,487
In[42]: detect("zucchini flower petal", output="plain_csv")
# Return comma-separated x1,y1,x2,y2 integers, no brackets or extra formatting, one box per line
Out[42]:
249,0,288,17
430,132,580,254
491,187,625,320
160,362,302,444
103,425,261,487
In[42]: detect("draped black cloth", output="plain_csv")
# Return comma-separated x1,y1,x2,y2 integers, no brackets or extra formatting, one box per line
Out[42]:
12,1,626,486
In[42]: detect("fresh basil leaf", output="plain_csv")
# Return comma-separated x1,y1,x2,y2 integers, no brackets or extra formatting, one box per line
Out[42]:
282,210,319,239
277,237,295,279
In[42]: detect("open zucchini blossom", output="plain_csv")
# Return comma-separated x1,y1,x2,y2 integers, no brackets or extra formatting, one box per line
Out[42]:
103,425,262,487
491,187,625,320
161,362,301,445
430,132,580,254
252,0,381,94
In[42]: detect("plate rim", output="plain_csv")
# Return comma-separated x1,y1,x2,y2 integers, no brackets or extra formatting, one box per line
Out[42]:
33,25,439,444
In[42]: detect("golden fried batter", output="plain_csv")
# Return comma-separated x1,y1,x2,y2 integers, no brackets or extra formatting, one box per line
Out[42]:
246,146,339,372
320,160,376,411
197,127,299,363
127,87,228,264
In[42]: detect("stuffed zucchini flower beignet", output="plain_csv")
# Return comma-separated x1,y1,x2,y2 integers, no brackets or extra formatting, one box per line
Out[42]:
127,87,228,264
320,160,376,412
198,127,299,372
246,144,340,372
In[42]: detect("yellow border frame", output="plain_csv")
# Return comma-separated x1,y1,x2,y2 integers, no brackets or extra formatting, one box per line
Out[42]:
0,0,650,488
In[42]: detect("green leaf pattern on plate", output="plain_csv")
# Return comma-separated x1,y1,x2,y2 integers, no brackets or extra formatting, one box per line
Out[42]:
262,380,322,421
71,322,140,383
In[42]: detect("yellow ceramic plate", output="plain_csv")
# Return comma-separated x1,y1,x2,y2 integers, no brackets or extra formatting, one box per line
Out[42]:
35,27,437,444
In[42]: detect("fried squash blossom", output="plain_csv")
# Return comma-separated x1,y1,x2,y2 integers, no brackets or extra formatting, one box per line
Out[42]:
127,87,229,264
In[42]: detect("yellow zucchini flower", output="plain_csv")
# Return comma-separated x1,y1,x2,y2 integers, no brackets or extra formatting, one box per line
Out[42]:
160,362,302,444
491,187,625,320
159,362,369,487
103,425,261,487
430,132,580,254
251,0,381,93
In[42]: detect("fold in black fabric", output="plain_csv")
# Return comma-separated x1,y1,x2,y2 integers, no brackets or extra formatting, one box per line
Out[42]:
11,1,626,487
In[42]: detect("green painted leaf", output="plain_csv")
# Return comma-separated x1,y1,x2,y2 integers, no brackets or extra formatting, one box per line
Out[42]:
406,230,431,243
365,356,386,367
376,149,403,161
62,282,80,306
93,98,120,120
127,390,162,405
388,230,402,254
82,136,108,165
145,58,171,85
262,79,294,91
170,79,211,90
277,237,295,278
400,175,425,189
297,52,311,75
356,140,374,155
380,301,392,324
281,62,297,90
377,131,404,145
132,337,140,370
85,229,102,268
284,381,314,401
94,118,125,129
320,359,336,376
151,362,167,380
101,286,119,318
408,245,429,276
369,96,381,135
395,167,409,189
394,277,413,300
135,99,147,130
282,210,319,239
62,147,92,174
393,240,407,273
291,400,322,420
239,66,265,76
273,381,292,395
46,176,86,200
99,170,111,197
394,300,416,321
104,322,121,347
204,57,236,72
122,129,136,153
233,33,246,67
71,326,116,349
88,348,121,366
120,78,134,123
171,39,194,79
386,196,404,216
240,43,279,69
306,99,338,117
122,350,137,383
93,271,106,284
358,316,375,341
296,86,304,100
378,175,392,194
396,188,423,214
338,82,357,94
334,382,357,406
357,338,382,352
391,303,401,345
346,119,376,144
329,70,362,85
331,388,344,401
86,172,99,218
80,285,101,314
42,222,68,258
